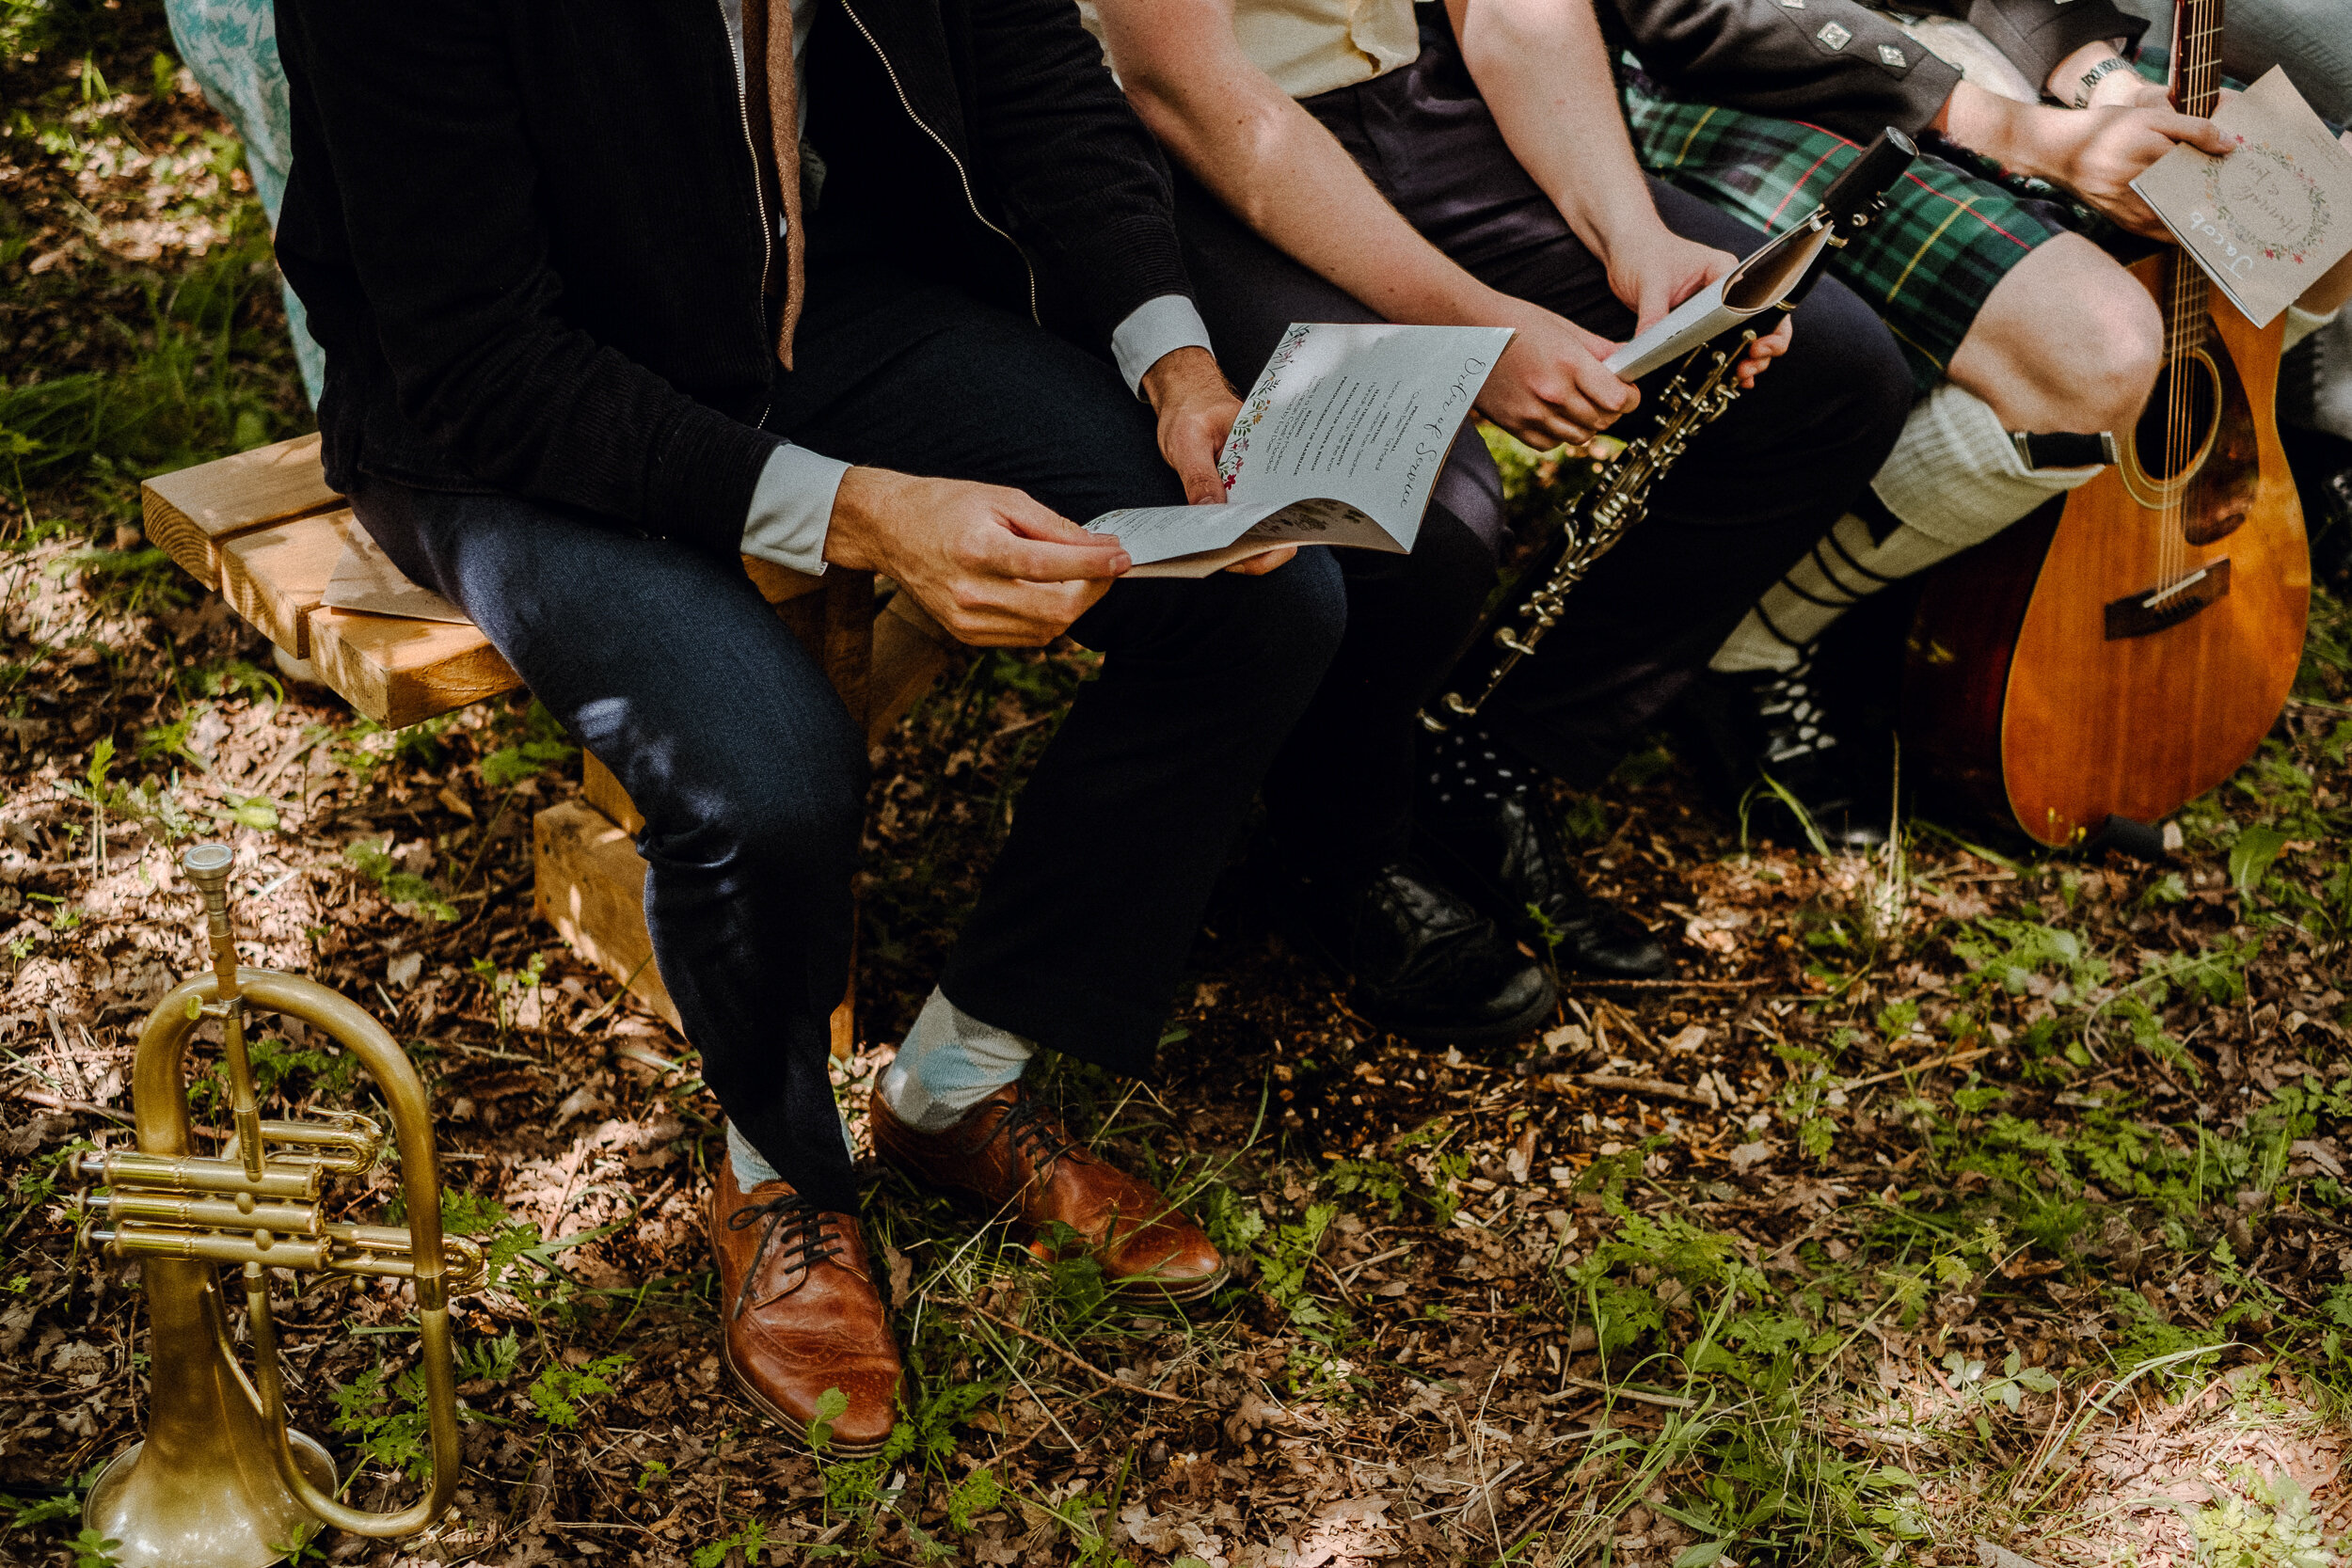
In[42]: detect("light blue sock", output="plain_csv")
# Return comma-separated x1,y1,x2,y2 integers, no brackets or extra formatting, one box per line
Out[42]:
725,1114,853,1191
877,989,1036,1132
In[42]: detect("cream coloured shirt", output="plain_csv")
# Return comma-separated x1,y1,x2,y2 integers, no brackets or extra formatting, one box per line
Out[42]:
1078,0,1424,101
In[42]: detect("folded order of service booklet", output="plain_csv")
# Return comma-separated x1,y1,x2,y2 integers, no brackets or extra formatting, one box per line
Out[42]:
2130,66,2352,327
1599,216,1836,381
1085,322,1514,578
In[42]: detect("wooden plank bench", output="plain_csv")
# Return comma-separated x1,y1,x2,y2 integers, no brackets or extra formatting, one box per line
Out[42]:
143,435,963,1048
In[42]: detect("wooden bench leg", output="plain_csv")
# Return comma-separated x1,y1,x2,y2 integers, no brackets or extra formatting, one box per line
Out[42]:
868,589,961,743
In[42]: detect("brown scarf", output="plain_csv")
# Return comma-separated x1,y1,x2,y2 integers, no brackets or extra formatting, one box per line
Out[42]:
739,0,807,368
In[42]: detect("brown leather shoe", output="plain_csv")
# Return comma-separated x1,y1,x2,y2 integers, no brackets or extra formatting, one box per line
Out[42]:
869,1082,1228,1305
707,1157,901,1457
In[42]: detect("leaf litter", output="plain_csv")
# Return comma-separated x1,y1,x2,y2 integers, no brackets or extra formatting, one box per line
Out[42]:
4,11,2352,1567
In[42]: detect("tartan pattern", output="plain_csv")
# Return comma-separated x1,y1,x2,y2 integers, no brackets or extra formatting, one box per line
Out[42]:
1624,73,2081,390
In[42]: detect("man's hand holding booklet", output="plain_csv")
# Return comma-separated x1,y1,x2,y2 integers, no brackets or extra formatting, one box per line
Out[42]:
2130,67,2352,327
1084,322,1514,578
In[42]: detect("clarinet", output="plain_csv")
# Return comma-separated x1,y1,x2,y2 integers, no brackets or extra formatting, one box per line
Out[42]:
1422,127,1919,734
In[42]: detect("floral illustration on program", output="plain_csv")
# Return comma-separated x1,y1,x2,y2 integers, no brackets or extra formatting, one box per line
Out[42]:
1220,323,1313,491
2203,138,2330,263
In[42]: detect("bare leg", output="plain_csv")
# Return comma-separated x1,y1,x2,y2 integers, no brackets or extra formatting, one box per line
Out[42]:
1945,231,2163,435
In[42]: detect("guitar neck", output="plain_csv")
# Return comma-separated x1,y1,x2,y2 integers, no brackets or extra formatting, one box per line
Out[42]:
2170,0,2226,116
2163,0,2224,355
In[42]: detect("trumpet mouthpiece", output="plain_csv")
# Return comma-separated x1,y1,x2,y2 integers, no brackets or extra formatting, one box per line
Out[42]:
182,843,234,899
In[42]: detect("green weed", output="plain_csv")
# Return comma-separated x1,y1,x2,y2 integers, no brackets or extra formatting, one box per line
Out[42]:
469,951,548,1034
526,1353,628,1429
0,217,294,490
345,836,457,923
327,1364,436,1481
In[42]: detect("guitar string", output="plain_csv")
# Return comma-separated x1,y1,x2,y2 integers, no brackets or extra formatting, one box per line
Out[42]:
2158,0,2183,595
2181,0,2215,591
2185,0,2220,590
2161,0,2217,596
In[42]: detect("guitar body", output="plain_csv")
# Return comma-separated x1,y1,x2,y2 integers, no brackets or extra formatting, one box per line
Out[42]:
1906,250,2310,846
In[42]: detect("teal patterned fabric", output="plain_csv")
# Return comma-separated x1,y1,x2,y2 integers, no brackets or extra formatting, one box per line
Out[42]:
165,0,325,404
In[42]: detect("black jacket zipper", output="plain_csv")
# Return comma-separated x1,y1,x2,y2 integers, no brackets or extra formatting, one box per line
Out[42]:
835,0,1040,324
721,0,777,426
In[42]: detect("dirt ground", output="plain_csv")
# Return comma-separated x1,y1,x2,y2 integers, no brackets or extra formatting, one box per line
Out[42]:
6,10,2352,1568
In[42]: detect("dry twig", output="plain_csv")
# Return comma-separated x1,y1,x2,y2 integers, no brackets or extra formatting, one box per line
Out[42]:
964,1305,1213,1407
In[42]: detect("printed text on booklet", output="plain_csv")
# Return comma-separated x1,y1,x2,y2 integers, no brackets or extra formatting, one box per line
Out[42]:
1086,322,1513,578
2131,67,2352,328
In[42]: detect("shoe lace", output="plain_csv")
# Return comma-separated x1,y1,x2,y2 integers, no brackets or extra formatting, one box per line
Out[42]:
725,1191,845,1318
985,1094,1088,1182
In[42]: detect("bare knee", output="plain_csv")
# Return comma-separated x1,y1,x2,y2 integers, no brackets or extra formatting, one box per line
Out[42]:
1949,236,2162,434
2063,287,2164,432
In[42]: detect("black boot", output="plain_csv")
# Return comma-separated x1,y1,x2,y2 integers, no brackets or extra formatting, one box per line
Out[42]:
1686,647,1887,850
1420,785,1671,978
1285,858,1554,1045
2282,427,2352,593
1418,724,1669,977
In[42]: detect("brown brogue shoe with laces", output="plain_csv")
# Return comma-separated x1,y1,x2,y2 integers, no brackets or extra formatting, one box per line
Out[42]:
869,1082,1228,1304
707,1157,901,1456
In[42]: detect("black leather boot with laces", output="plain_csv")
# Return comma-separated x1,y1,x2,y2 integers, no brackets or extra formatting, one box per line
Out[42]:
1284,856,1555,1043
1687,645,1888,850
1420,786,1670,978
1416,724,1669,977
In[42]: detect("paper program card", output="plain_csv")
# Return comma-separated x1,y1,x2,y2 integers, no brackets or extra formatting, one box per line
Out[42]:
1085,322,1512,577
2130,67,2352,327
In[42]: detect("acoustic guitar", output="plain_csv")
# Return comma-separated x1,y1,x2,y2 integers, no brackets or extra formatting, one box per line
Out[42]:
1905,0,2311,849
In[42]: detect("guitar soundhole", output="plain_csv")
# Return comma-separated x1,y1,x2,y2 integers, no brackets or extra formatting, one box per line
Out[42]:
2131,354,2219,481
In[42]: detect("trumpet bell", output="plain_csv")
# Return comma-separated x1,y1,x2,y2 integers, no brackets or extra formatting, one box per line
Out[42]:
82,1262,336,1568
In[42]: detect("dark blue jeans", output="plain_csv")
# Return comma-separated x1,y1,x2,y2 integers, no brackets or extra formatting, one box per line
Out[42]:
352,272,1346,1211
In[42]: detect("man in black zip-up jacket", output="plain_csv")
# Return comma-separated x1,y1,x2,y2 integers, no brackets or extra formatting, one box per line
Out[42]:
274,0,1347,1454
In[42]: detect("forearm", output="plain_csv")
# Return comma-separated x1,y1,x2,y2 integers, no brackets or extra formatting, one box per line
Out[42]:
1934,82,2047,168
1098,0,1503,326
2044,37,2141,106
1447,0,1661,261
1932,80,2112,179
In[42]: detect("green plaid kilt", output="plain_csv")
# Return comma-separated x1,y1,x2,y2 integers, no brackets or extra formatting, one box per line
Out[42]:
1624,71,2083,391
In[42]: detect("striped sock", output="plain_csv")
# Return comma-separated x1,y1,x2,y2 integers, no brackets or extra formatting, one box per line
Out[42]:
1710,384,2104,674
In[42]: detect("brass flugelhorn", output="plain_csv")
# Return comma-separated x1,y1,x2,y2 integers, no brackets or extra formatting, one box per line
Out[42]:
68,843,483,1568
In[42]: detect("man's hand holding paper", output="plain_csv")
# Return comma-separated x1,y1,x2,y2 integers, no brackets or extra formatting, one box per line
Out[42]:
2130,68,2352,327
1086,322,1516,577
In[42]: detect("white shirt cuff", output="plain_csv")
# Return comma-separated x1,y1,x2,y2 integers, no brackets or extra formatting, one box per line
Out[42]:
1109,293,1214,396
740,442,851,578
